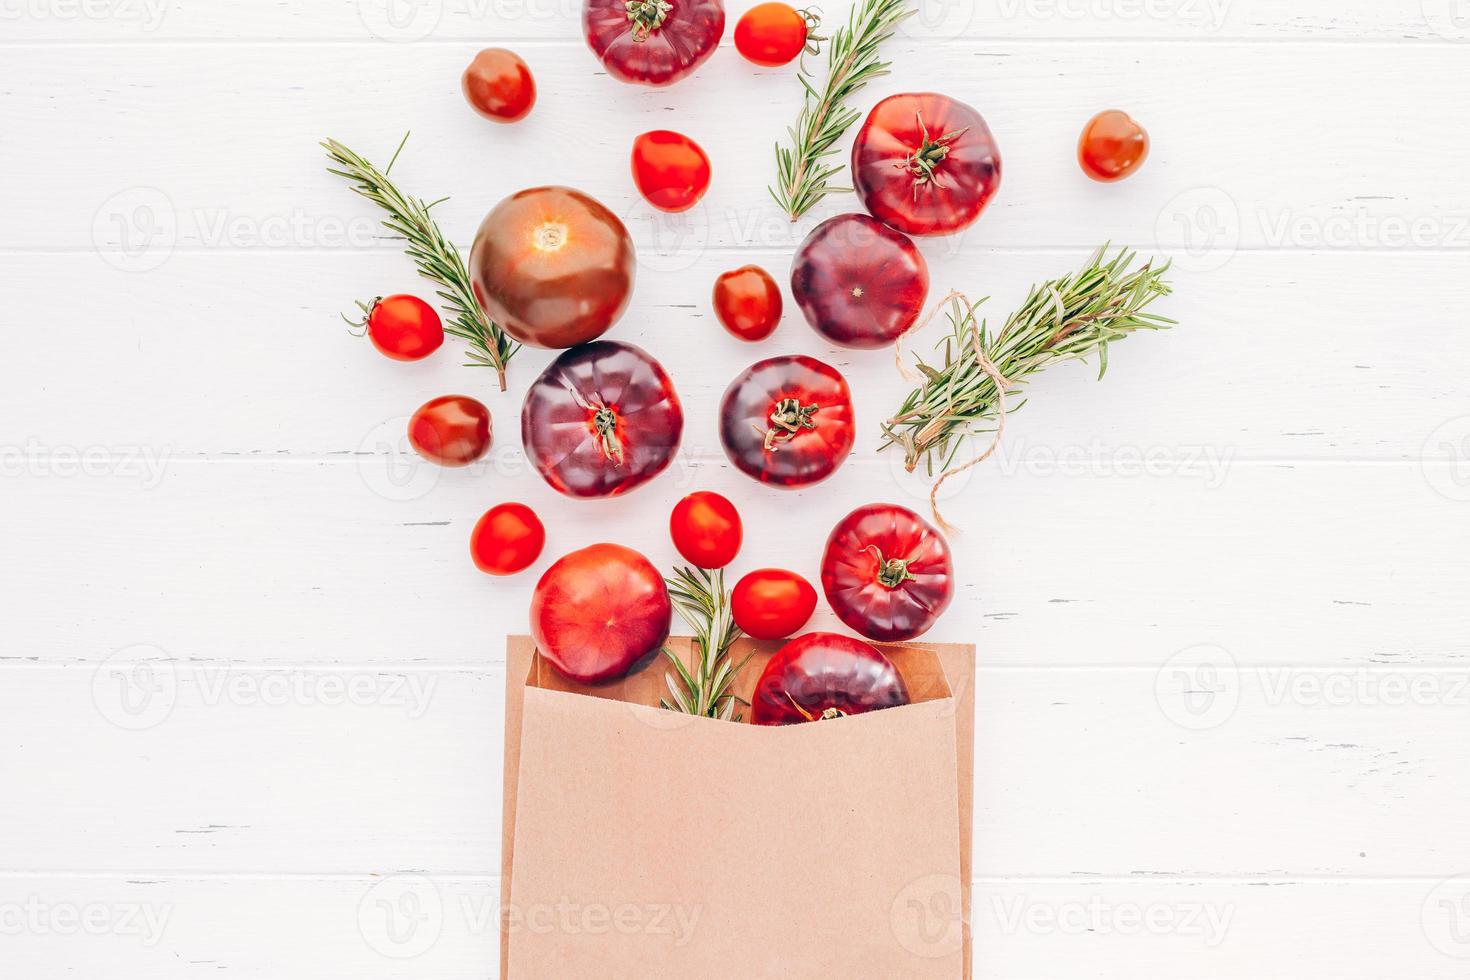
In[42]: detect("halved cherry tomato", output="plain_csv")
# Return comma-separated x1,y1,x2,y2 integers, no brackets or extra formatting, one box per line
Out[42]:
352,294,444,362
791,213,928,349
712,264,782,342
630,130,712,213
583,0,725,87
461,48,536,123
471,503,545,576
670,491,743,569
731,568,817,640
1078,109,1149,182
408,395,492,467
750,632,909,725
719,355,855,488
821,503,954,641
734,3,816,67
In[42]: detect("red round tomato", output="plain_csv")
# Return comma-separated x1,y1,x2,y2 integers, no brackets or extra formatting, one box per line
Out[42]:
470,503,546,576
734,2,816,67
470,186,635,349
750,632,909,725
790,213,928,349
583,0,725,87
852,93,1002,237
670,491,742,569
353,294,444,362
719,355,854,488
530,542,672,684
630,130,711,213
461,48,536,123
712,265,782,342
1078,109,1149,182
408,395,492,467
522,340,683,498
821,503,954,642
731,569,817,640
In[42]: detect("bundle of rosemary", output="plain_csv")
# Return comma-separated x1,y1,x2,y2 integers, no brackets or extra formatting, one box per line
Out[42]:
881,245,1175,527
660,567,750,720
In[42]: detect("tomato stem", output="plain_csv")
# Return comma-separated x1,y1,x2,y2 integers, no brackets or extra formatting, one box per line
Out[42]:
785,692,847,722
625,0,672,40
761,397,820,452
593,406,625,465
866,545,914,589
340,297,381,337
904,111,969,192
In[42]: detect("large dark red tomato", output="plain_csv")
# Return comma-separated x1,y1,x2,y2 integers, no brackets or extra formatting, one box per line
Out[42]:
790,213,929,349
731,568,817,640
470,186,635,349
750,632,910,725
821,504,954,642
522,340,683,498
530,542,672,684
408,395,492,467
583,0,725,87
852,93,1002,237
719,355,854,488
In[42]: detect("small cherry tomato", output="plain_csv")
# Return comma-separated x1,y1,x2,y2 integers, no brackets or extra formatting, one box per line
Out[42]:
732,568,817,640
1078,109,1150,182
734,3,817,68
409,395,492,467
470,503,546,576
461,48,536,123
670,491,743,569
630,130,711,213
712,265,783,342
350,294,444,362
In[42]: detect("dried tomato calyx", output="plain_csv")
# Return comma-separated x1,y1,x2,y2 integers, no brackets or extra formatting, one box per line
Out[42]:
593,406,625,464
904,111,969,188
866,546,914,588
625,0,672,40
760,397,820,452
786,691,848,722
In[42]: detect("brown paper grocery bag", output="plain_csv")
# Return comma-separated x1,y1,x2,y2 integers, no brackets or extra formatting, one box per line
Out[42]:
500,636,975,978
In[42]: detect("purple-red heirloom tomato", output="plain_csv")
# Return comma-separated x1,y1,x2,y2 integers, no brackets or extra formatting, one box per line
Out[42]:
583,0,725,87
530,543,672,684
750,631,910,725
790,213,929,349
719,355,855,488
522,340,683,498
821,503,955,641
851,93,1002,237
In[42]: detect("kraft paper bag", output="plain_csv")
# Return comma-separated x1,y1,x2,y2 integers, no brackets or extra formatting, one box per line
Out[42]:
500,635,976,978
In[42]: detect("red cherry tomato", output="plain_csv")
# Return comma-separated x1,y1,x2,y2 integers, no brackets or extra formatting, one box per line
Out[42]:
583,0,725,87
750,631,909,725
731,569,817,640
522,340,684,498
461,48,536,123
1078,109,1150,182
852,92,1002,237
670,491,743,569
354,294,444,362
630,130,711,213
734,2,815,67
470,503,546,576
408,395,492,467
821,503,954,642
712,265,782,342
719,355,855,489
531,543,672,684
791,213,929,349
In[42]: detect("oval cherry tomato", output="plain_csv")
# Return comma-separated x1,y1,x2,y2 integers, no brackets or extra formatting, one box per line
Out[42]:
732,568,817,640
470,503,546,576
408,395,492,467
852,92,1002,237
670,491,743,569
1078,109,1149,182
750,631,909,725
630,130,711,213
583,0,725,87
470,186,635,349
719,355,854,488
712,265,782,342
734,2,816,67
821,503,954,642
354,294,444,361
531,542,672,684
791,213,928,349
461,48,536,123
522,340,684,498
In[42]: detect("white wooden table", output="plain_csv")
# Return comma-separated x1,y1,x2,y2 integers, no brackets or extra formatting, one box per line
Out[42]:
4,1,1469,976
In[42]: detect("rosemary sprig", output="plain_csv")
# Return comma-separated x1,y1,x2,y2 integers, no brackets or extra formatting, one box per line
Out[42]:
322,134,518,391
660,566,750,721
770,0,913,221
881,245,1175,476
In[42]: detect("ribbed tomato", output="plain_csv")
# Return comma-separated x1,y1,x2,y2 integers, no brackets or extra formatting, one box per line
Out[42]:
522,340,683,498
718,355,854,488
583,0,725,87
821,504,954,642
750,632,910,725
791,213,928,349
